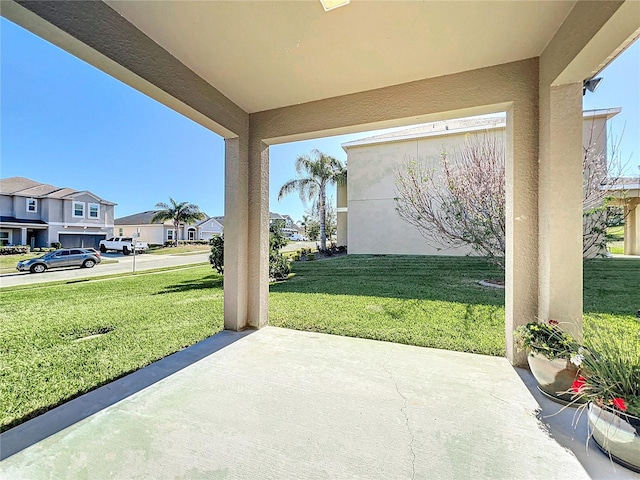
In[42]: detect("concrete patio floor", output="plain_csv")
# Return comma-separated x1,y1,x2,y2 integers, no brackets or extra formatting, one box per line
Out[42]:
1,327,638,479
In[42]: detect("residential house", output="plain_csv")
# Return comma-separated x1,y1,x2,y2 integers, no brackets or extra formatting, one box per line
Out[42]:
338,108,623,256
0,176,115,249
114,210,223,245
608,177,640,255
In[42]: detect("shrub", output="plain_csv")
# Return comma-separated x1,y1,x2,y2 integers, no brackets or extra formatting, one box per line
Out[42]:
306,253,316,261
51,242,62,249
209,235,224,274
0,246,30,255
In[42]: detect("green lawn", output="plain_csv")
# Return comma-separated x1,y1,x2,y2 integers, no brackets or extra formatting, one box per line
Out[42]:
147,245,210,255
1,267,224,432
1,255,638,432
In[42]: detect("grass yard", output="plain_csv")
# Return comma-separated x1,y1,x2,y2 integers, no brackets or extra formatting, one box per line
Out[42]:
147,245,210,255
1,267,224,432
1,255,638,432
271,255,507,355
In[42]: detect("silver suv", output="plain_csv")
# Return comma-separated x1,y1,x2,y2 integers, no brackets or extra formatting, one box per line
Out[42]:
17,248,102,273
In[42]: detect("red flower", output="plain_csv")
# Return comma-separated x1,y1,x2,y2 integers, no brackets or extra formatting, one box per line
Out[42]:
548,319,559,325
612,398,627,411
571,376,586,393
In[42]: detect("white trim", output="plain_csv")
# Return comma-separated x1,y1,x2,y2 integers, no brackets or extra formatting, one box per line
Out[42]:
72,201,85,218
167,229,175,241
26,197,38,213
0,230,12,245
337,207,348,213
48,221,115,228
58,231,109,236
88,203,100,219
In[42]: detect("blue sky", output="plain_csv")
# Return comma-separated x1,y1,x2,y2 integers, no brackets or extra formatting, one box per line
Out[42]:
1,18,638,222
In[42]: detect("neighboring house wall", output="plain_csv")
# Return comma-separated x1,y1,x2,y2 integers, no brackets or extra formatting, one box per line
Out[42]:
341,110,619,256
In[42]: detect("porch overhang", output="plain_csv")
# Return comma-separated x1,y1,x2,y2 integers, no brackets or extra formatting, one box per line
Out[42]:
1,0,639,365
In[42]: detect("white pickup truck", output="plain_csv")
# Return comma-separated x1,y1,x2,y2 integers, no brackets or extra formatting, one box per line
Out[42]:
99,237,148,255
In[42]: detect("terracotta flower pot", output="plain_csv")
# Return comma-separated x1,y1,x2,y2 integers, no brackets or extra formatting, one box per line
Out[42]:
527,352,583,404
588,403,640,473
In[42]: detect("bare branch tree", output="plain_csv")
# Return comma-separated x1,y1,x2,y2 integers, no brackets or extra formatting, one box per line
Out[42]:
394,133,505,265
394,125,625,267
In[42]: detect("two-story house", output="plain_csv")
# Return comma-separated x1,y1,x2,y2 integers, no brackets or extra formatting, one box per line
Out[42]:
0,177,116,249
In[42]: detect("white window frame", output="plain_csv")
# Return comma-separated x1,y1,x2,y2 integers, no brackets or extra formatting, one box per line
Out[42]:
0,230,11,246
73,201,85,218
88,203,100,219
26,198,37,213
118,228,124,236
167,229,175,241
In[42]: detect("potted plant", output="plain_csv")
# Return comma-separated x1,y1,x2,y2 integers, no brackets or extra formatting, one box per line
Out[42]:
567,326,639,472
514,320,583,404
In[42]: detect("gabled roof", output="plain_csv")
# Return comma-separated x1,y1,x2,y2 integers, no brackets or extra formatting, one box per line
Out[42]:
116,210,211,226
0,177,116,205
212,216,225,226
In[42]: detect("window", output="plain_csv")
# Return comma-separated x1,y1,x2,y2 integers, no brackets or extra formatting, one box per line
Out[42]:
88,203,99,219
73,202,85,218
118,228,123,236
167,229,174,241
27,198,37,213
0,231,11,246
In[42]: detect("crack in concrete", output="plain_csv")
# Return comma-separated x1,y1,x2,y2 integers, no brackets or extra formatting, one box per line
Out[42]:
383,352,416,480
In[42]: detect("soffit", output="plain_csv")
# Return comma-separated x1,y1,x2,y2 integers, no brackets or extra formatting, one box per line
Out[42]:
105,0,577,114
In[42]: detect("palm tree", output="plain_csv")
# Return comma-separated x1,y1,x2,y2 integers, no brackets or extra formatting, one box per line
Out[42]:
278,149,346,251
151,198,205,246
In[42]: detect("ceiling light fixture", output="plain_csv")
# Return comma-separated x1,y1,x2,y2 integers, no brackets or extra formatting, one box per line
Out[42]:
320,0,350,12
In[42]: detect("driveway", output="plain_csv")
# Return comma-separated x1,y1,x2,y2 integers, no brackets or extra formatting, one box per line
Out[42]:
0,252,210,288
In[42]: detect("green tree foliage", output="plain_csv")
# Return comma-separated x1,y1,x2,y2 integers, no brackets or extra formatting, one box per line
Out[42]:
278,149,346,251
269,220,290,280
151,198,206,246
209,235,224,274
210,222,290,280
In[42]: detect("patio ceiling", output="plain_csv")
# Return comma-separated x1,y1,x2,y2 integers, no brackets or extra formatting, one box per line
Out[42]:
104,0,577,113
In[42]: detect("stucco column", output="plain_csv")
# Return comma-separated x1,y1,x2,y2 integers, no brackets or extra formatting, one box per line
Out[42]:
505,104,539,367
20,227,27,246
538,83,584,341
624,199,639,255
247,137,270,328
224,136,249,330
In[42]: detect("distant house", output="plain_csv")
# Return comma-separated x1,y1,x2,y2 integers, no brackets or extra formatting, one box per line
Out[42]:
114,210,223,245
0,176,115,249
339,108,622,256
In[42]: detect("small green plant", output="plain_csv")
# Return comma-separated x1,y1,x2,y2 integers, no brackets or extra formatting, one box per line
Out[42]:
306,253,316,261
514,320,579,360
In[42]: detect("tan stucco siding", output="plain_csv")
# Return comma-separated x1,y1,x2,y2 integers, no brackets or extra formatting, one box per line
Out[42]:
346,130,505,255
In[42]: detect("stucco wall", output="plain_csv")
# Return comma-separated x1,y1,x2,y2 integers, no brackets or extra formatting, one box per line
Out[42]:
346,128,502,255
345,113,613,256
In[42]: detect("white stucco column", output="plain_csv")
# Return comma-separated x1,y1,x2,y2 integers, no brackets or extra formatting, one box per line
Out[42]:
538,83,584,341
20,228,27,246
224,136,249,330
505,103,539,367
624,199,639,255
247,137,270,328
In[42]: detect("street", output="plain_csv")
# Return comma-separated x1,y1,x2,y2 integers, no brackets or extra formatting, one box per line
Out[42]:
0,252,211,288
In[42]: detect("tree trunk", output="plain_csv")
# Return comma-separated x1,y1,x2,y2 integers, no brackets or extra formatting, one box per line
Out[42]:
319,187,327,251
174,220,179,246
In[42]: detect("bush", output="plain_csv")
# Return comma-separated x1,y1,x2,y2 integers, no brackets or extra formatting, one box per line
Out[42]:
0,246,30,255
209,235,224,274
176,240,209,246
306,253,316,261
51,242,62,249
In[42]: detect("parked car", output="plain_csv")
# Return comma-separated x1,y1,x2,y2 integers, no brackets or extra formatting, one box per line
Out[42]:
99,237,148,255
16,248,102,273
289,233,308,241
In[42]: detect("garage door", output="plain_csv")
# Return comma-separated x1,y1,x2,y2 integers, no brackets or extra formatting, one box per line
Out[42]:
59,234,106,249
